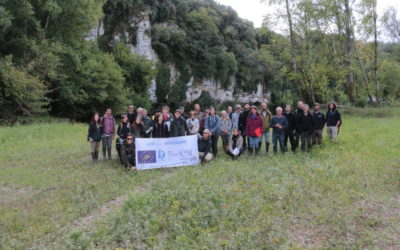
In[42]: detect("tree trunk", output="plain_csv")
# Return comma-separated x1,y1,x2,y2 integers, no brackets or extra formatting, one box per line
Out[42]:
344,0,356,104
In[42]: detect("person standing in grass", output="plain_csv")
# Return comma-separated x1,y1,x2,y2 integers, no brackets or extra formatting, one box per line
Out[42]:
270,107,288,153
205,107,221,156
116,115,131,161
227,128,244,160
219,110,232,153
312,103,325,145
326,103,342,143
162,106,173,133
246,106,264,155
152,114,169,138
187,111,200,136
101,108,115,160
260,102,272,153
179,106,189,120
88,112,102,162
198,129,213,162
199,109,210,135
297,104,314,152
283,105,296,152
170,109,189,137
120,134,136,171
232,104,241,130
294,101,304,152
239,103,250,150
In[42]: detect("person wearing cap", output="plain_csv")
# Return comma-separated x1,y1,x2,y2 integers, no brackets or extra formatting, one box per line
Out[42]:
120,133,136,171
232,104,241,130
170,109,189,137
205,106,221,156
326,102,342,142
198,129,213,162
187,110,200,135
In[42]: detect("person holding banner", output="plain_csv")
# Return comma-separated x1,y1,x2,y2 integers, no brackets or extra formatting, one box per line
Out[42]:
170,109,189,137
120,134,136,171
198,129,213,162
227,128,244,160
205,107,221,156
246,106,263,155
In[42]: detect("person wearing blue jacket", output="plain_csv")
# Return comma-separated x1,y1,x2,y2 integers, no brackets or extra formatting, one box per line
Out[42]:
205,106,221,156
270,107,288,153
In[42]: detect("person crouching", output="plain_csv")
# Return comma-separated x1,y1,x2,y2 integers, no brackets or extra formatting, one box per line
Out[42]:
198,129,213,163
120,134,136,171
227,128,244,160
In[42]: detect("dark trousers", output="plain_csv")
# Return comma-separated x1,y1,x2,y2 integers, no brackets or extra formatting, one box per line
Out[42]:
284,130,295,152
294,131,302,151
312,129,323,145
211,134,219,156
301,132,312,152
272,132,285,153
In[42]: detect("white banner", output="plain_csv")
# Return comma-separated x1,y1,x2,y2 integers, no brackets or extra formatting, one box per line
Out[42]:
135,135,200,170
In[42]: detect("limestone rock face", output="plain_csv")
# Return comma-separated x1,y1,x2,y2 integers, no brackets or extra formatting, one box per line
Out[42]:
87,14,270,104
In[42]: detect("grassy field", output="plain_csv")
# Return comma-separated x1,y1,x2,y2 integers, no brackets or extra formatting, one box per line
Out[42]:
0,108,399,249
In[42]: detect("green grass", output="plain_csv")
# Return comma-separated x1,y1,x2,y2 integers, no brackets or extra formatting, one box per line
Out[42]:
1,109,399,249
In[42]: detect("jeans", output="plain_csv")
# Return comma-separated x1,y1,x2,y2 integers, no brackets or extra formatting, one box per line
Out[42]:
301,131,312,152
284,130,295,152
294,131,301,151
262,131,270,144
249,136,261,148
102,135,113,159
272,133,285,153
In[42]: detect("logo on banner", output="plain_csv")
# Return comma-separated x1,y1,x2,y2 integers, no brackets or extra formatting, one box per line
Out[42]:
138,150,157,164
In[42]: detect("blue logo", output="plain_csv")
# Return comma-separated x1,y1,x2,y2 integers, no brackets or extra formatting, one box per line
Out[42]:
158,150,166,160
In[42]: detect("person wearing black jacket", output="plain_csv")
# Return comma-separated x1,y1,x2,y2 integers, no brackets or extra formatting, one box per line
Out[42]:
297,104,314,152
198,129,213,162
283,105,296,152
312,103,325,145
142,109,153,138
152,114,169,138
326,103,342,143
170,110,189,137
116,115,131,161
127,105,137,124
294,101,304,151
120,134,136,171
87,112,103,162
238,103,250,150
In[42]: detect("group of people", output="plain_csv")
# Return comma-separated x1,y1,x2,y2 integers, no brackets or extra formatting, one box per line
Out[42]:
87,101,342,170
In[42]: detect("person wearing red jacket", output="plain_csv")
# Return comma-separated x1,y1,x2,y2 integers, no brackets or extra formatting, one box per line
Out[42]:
246,106,264,155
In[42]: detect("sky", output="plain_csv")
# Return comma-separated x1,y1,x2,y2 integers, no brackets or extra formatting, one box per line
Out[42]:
216,0,399,29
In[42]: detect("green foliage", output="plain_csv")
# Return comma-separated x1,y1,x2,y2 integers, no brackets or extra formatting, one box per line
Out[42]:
0,56,48,117
113,43,155,110
155,62,172,104
195,91,216,108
